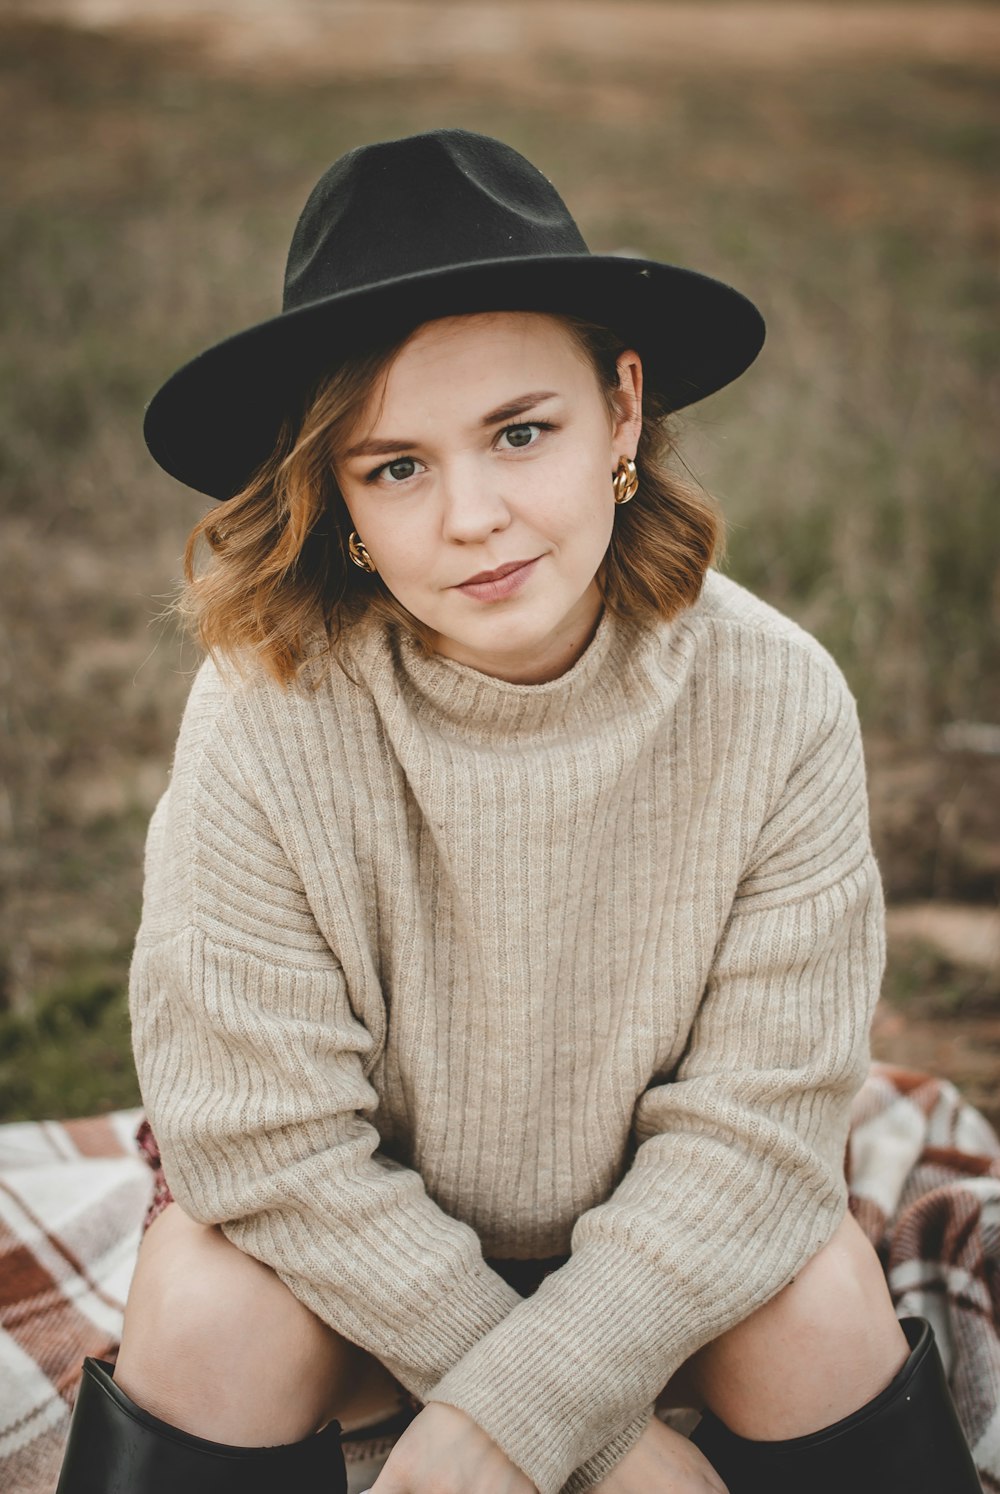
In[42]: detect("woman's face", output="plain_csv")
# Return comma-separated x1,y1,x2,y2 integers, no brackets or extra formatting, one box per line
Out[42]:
335,311,642,684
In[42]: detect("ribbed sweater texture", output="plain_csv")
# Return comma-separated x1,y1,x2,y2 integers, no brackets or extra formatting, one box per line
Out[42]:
129,571,885,1494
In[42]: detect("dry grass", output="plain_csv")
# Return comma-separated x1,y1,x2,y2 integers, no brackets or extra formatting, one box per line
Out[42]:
0,12,997,1119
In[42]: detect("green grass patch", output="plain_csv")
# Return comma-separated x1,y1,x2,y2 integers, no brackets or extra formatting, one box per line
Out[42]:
0,956,139,1122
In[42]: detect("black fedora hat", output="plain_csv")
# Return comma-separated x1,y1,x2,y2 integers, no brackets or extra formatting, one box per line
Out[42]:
143,128,765,501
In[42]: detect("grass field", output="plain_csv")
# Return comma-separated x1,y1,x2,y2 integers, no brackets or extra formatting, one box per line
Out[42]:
1,6,998,1123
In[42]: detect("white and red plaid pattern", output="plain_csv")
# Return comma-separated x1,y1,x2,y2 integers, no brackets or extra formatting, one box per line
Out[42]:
0,1111,149,1493
1,1067,997,1493
848,1065,1000,1488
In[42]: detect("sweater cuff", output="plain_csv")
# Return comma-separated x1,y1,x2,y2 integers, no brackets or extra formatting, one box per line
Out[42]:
423,1241,682,1493
374,1257,524,1401
560,1407,653,1493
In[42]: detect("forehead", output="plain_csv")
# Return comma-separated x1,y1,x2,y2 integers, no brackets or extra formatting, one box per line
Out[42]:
368,311,593,416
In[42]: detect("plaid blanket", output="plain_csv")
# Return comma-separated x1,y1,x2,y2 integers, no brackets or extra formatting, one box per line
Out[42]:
2,1065,998,1493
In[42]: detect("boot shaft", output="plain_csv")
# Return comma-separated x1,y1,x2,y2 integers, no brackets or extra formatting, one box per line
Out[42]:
692,1316,982,1494
56,1357,347,1494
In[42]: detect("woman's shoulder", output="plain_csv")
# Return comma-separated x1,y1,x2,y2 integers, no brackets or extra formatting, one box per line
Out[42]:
171,651,275,761
169,627,387,791
665,570,860,751
682,570,852,691
691,569,829,652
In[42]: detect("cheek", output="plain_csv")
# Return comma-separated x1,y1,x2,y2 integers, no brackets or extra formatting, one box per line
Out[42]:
348,500,428,573
530,453,614,541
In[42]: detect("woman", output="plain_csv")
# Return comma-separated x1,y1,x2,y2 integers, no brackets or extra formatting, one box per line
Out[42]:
55,129,979,1494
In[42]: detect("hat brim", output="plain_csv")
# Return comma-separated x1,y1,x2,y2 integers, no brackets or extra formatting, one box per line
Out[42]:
143,254,765,500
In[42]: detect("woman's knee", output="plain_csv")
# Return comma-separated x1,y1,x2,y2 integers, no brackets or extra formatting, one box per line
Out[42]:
115,1203,359,1442
720,1210,900,1347
770,1209,902,1341
683,1210,909,1437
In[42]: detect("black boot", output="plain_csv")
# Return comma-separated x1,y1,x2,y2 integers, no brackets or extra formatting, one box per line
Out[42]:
691,1316,982,1493
55,1357,348,1493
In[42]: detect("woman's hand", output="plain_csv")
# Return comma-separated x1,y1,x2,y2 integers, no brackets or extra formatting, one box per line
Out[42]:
363,1402,725,1494
367,1401,538,1494
591,1415,728,1493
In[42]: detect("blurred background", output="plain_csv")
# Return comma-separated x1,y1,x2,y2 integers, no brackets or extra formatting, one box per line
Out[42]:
1,0,998,1125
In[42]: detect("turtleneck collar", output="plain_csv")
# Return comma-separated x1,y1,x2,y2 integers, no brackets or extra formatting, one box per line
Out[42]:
348,604,667,745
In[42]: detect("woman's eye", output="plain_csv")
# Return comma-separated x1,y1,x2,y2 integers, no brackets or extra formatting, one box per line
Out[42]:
372,456,419,484
499,423,542,450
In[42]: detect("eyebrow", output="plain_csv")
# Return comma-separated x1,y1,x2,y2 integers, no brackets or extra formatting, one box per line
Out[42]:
480,390,558,426
342,391,558,460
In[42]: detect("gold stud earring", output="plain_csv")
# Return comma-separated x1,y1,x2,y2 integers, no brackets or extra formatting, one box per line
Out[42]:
613,455,639,505
348,531,377,573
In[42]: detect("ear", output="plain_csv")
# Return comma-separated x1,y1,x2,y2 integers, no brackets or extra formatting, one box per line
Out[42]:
612,350,643,458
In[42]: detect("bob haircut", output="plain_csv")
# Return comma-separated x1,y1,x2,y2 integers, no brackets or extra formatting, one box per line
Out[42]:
181,314,723,686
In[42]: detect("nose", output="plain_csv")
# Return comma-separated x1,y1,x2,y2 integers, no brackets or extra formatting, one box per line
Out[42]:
439,461,512,545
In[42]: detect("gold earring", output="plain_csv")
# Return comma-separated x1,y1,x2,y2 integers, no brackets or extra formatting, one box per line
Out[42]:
348,531,377,573
613,455,639,505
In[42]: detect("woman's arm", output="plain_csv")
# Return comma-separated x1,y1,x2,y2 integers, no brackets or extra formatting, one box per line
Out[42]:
422,650,884,1494
130,664,523,1402
131,663,659,1494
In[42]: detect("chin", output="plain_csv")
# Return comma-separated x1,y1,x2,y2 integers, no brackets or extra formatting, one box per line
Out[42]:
467,612,558,651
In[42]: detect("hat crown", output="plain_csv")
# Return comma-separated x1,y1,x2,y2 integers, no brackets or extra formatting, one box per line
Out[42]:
282,129,589,311
145,128,765,500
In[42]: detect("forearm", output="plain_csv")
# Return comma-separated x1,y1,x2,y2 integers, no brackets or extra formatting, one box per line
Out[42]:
131,926,523,1399
424,835,884,1493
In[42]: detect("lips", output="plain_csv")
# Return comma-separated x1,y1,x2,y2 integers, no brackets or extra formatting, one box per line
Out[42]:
452,556,542,604
457,558,535,587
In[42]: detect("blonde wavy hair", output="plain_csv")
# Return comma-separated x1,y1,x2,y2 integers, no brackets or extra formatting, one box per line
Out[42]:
180,315,723,685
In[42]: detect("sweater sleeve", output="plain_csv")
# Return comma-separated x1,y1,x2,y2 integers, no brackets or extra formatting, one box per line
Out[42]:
128,688,523,1403
424,658,885,1494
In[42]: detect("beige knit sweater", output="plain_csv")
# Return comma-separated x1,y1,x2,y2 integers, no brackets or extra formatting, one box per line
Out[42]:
129,570,884,1494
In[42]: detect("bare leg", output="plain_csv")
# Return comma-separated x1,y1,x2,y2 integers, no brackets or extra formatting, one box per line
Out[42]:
678,1210,910,1438
117,1203,906,1454
115,1204,406,1446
